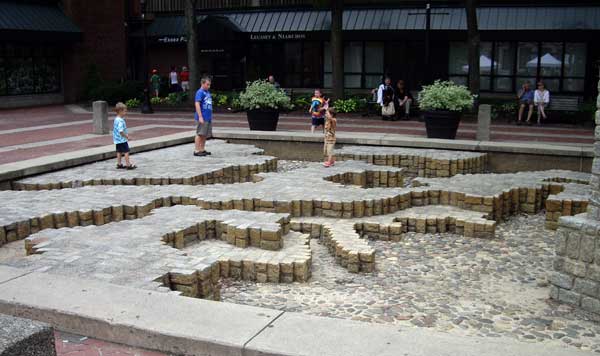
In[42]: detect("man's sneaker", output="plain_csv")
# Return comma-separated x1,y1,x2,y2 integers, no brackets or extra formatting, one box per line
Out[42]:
193,151,207,157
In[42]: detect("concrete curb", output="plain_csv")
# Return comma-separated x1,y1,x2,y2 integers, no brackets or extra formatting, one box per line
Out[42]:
0,267,591,356
0,128,592,183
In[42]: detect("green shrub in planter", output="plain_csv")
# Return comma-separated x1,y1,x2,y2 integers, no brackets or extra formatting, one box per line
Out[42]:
166,92,188,105
333,98,359,113
238,80,292,111
150,96,164,105
293,94,312,110
418,80,474,112
125,98,141,108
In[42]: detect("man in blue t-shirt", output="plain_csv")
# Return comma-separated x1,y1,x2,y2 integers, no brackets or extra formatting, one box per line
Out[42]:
194,76,213,157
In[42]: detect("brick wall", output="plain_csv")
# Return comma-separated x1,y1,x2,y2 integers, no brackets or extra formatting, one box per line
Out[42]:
61,0,128,102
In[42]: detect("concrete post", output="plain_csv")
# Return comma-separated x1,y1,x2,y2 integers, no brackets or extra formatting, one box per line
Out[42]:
587,68,600,219
476,104,491,141
92,101,109,135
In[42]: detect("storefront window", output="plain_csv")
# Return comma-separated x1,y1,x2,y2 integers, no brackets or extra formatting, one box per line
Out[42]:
564,43,586,77
450,40,587,93
540,42,562,77
323,41,383,89
344,42,362,73
0,44,61,96
517,42,538,76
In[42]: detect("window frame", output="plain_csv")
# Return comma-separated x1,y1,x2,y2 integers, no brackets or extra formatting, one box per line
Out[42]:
323,41,384,89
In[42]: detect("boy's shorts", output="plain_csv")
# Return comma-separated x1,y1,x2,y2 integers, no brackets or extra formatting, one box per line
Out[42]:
116,142,130,153
312,117,325,127
323,141,335,156
196,121,213,138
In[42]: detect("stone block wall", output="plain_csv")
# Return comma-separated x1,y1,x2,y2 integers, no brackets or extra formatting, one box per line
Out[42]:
324,170,404,188
12,159,278,190
337,153,487,178
550,215,600,313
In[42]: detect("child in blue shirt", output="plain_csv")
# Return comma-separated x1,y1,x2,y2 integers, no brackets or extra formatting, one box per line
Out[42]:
113,102,136,169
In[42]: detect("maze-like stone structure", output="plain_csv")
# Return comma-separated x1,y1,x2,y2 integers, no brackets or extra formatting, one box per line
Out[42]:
292,206,496,272
413,170,591,221
0,142,593,291
335,145,487,177
5,206,311,300
13,141,277,190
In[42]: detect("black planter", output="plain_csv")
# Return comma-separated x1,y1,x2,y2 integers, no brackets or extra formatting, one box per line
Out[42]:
247,109,280,131
423,110,462,139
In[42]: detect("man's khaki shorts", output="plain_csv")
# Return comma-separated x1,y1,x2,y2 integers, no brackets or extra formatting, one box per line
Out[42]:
323,142,335,156
196,121,213,138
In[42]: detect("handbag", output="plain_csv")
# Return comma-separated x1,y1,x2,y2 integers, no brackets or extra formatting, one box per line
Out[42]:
381,103,395,116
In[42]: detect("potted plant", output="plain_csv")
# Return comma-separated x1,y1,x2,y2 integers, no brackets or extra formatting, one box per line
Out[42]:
238,80,292,131
418,80,474,139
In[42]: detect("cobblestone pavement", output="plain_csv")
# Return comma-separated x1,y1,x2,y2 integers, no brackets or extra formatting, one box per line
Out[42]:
222,213,600,352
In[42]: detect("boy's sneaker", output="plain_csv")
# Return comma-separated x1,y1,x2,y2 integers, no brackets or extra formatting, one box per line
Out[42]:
204,151,212,155
323,161,332,167
193,151,207,157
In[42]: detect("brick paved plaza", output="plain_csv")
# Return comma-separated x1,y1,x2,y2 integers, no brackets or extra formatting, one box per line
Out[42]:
0,140,599,354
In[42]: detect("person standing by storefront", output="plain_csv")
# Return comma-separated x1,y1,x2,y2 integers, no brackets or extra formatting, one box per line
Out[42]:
169,66,179,93
394,80,413,121
267,75,280,90
194,76,213,157
150,69,161,97
180,66,190,92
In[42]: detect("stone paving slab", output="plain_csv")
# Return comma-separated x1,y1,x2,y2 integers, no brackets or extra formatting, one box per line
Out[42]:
1,206,310,300
245,312,591,356
0,313,56,356
545,183,591,229
336,145,487,177
14,140,276,189
0,268,282,356
0,267,591,356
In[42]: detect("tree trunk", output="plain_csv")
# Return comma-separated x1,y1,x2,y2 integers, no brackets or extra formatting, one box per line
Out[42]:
331,0,344,100
184,0,199,102
465,0,480,109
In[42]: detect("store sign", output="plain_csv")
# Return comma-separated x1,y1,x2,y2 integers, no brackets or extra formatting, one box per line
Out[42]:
157,36,187,43
200,48,225,54
250,32,307,41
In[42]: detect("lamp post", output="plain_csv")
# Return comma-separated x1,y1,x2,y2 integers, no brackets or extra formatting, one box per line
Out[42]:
140,0,153,114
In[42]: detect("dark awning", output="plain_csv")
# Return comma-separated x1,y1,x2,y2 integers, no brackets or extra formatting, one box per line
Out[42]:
0,2,82,42
135,6,600,39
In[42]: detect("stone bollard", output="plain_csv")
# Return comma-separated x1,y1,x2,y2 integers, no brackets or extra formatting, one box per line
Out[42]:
92,101,109,135
476,104,491,141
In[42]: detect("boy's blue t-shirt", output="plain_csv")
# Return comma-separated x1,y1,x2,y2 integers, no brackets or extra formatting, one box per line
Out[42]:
113,116,127,144
194,88,213,122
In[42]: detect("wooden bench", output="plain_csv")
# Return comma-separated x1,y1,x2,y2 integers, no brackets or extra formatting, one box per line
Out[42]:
546,95,583,125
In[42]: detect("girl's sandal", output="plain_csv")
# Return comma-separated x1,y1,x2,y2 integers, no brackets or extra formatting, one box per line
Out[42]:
116,164,125,169
126,164,137,170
